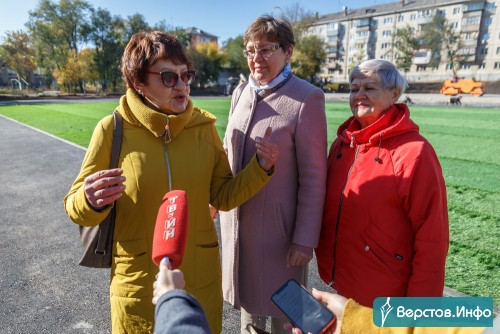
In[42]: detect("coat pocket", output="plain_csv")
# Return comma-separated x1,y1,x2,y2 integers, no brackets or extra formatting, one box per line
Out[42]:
361,224,413,283
273,202,288,240
194,241,221,289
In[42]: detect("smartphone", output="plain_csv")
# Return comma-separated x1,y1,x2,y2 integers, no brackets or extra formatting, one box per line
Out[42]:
271,279,336,334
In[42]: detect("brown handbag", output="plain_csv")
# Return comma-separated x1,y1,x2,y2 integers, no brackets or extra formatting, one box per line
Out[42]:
78,111,123,268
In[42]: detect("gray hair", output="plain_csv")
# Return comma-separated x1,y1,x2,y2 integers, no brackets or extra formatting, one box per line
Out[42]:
349,59,408,99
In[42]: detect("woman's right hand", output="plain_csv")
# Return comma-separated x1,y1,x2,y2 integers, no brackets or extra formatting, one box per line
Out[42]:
84,168,126,210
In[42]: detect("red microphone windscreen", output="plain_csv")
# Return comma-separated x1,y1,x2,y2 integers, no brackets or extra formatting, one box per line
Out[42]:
152,190,188,268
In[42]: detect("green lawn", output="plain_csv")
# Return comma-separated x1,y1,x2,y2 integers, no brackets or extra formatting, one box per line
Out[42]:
1,99,499,306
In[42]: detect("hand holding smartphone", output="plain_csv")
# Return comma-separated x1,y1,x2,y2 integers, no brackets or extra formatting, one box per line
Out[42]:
271,279,336,334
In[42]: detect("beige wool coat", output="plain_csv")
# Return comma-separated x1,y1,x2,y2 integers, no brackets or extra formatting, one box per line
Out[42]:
220,75,328,316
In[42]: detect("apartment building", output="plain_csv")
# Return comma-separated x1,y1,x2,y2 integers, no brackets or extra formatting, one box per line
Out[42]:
307,0,500,84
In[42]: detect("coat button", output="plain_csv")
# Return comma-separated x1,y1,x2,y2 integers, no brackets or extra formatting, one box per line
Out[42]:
365,245,370,251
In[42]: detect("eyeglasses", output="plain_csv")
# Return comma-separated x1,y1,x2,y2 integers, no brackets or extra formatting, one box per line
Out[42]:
146,70,196,88
243,45,281,59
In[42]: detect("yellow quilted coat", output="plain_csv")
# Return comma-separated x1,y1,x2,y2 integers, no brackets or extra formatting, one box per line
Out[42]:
64,89,271,333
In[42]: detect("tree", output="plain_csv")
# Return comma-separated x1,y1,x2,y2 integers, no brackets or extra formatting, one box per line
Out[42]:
165,27,190,49
420,12,464,75
79,47,99,93
291,35,326,82
280,3,326,82
0,30,37,89
124,13,151,40
27,0,92,91
187,41,224,88
83,7,125,93
281,3,316,38
391,26,419,72
221,36,249,77
52,51,81,92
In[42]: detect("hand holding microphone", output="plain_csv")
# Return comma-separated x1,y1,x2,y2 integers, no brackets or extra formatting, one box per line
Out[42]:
152,190,189,269
152,257,185,305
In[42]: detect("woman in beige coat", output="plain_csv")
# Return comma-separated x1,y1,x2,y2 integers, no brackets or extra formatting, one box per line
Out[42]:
219,16,327,334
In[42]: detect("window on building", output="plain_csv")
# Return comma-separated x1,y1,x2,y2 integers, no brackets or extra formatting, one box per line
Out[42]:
485,18,493,26
494,62,500,69
383,17,393,24
451,22,458,29
466,3,484,11
462,64,471,69
398,15,404,22
497,47,500,54
483,33,490,42
417,65,426,71
480,48,488,55
479,62,486,69
410,13,416,20
486,2,496,10
453,7,461,14
465,32,473,40
382,30,392,37
327,23,338,30
462,16,481,26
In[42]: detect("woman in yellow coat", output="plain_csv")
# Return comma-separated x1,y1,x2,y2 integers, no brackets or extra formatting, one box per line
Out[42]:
64,31,278,334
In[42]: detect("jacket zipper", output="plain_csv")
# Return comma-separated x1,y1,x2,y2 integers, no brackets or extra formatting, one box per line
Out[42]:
162,119,173,191
330,138,360,286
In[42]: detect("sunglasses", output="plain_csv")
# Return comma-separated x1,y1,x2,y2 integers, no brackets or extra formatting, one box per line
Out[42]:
146,70,196,88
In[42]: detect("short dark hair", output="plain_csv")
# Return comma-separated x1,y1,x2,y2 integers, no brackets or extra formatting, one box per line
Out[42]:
244,15,295,50
121,31,192,89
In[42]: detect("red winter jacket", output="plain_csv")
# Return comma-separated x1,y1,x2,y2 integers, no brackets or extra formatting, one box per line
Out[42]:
315,103,449,307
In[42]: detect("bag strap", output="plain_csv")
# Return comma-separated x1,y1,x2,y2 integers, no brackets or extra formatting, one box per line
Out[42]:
95,111,123,257
110,111,123,168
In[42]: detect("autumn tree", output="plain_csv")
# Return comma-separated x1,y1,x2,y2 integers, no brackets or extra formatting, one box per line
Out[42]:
0,30,37,89
187,41,224,88
27,0,92,92
291,35,326,83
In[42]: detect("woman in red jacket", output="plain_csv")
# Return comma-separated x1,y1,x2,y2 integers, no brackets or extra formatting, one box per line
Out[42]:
315,59,449,307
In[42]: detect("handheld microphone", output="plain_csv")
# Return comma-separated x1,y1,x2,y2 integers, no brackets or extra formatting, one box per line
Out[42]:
152,190,188,269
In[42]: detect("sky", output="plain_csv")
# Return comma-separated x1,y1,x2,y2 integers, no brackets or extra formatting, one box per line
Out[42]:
1,0,394,45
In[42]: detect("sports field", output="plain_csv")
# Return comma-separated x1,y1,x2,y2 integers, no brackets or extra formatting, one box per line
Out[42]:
0,99,498,306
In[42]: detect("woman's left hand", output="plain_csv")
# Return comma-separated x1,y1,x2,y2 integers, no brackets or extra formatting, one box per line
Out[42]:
287,243,313,267
255,127,279,172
